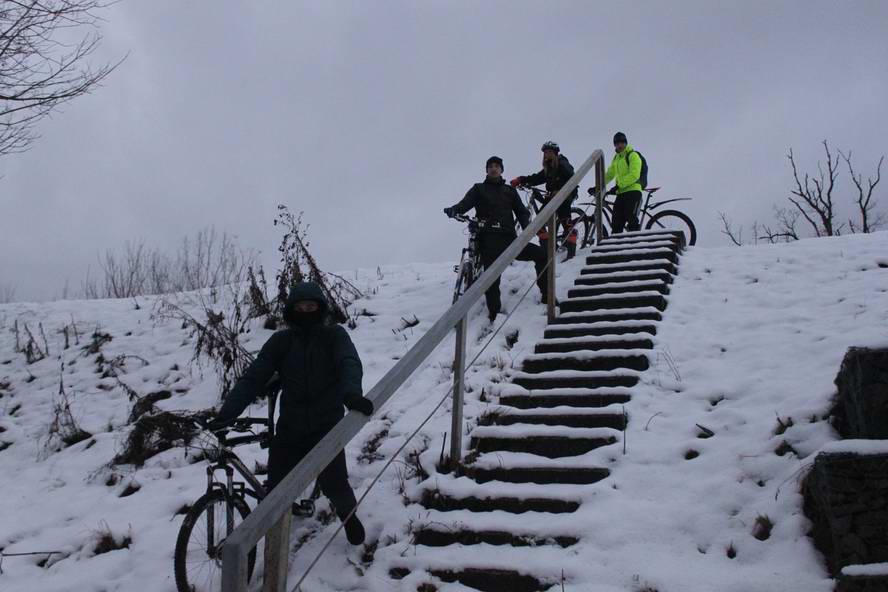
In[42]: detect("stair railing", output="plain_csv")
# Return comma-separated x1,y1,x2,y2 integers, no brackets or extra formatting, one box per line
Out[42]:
220,149,607,592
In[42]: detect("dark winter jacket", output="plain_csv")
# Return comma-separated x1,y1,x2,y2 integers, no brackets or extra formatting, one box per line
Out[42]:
523,154,578,202
449,176,531,235
216,282,363,434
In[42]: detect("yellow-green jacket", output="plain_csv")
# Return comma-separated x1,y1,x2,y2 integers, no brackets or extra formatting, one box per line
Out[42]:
605,145,642,194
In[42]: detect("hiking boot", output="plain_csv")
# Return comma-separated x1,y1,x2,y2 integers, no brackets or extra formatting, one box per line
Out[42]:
343,514,366,545
487,305,501,323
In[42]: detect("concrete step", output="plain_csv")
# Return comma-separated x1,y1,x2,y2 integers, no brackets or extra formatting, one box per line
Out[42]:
412,526,578,548
511,370,639,390
599,229,684,244
585,248,678,266
559,292,667,313
567,281,668,299
580,260,678,276
549,309,663,325
483,408,627,429
419,486,581,514
521,351,650,373
471,424,619,458
534,335,653,354
464,464,610,484
544,323,657,339
574,270,674,286
589,238,681,253
390,566,551,592
499,388,632,409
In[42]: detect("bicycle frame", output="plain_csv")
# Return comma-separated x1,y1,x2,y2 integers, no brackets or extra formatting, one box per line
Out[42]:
578,189,693,230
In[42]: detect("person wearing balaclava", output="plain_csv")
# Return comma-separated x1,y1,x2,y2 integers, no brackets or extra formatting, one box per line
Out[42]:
213,281,372,545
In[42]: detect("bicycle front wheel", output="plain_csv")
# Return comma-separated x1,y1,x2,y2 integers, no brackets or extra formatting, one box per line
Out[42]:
174,490,256,592
645,209,697,246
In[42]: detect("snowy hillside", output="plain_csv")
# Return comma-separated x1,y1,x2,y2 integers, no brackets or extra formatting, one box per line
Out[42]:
2,232,888,592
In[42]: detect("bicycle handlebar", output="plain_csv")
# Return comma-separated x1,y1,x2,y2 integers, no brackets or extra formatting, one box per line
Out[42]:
450,214,506,231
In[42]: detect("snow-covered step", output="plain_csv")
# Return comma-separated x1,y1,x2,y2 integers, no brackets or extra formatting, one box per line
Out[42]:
387,544,582,592
588,239,679,253
580,258,678,276
470,423,619,458
510,368,640,390
410,508,581,548
567,279,669,299
544,321,658,339
585,246,679,266
464,462,610,485
497,385,632,410
550,307,662,325
573,268,674,286
417,476,586,514
534,333,654,354
521,348,650,373
599,229,684,243
482,405,627,429
559,291,667,313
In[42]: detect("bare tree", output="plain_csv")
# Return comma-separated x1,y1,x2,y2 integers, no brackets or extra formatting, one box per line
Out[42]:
758,207,800,244
840,151,885,234
718,212,745,247
0,282,16,303
0,1,122,156
787,140,843,237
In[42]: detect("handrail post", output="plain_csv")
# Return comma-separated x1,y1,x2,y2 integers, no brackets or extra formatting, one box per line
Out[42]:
595,159,605,244
263,512,291,592
546,213,556,322
449,315,468,472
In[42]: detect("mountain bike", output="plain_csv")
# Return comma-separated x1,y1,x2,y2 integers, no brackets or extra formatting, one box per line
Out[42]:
173,389,321,592
449,214,507,304
578,186,697,246
519,186,591,251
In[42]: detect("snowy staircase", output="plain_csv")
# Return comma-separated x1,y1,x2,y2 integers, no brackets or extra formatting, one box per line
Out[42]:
391,230,686,591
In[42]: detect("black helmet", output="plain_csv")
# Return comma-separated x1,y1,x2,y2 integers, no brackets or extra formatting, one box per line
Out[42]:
541,141,560,153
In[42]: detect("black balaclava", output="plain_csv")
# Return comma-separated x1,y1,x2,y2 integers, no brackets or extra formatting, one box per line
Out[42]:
291,306,324,328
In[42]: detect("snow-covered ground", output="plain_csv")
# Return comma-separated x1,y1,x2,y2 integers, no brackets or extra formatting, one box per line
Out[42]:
1,231,887,592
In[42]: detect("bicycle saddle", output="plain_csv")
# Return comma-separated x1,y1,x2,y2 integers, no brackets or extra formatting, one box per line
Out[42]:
645,186,661,193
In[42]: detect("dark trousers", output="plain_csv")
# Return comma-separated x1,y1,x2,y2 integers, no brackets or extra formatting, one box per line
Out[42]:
479,232,547,317
267,426,357,521
611,191,642,233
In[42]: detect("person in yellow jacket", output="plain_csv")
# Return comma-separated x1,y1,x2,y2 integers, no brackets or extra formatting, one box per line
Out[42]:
604,131,643,233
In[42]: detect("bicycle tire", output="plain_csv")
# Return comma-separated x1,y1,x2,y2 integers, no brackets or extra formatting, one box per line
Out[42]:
645,209,697,246
579,212,610,248
174,490,255,592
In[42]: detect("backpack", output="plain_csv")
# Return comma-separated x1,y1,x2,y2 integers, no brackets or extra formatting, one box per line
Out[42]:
630,149,649,190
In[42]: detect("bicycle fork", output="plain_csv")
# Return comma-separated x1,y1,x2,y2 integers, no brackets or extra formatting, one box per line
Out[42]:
205,463,236,558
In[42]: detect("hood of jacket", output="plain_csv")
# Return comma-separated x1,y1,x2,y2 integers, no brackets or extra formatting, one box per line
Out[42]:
282,281,329,325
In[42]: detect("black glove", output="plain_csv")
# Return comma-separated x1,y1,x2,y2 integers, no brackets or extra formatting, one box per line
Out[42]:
345,396,374,416
443,207,455,218
588,186,598,196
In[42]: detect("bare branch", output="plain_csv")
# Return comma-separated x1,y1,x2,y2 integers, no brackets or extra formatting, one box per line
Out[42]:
0,1,123,156
718,211,744,246
841,150,885,234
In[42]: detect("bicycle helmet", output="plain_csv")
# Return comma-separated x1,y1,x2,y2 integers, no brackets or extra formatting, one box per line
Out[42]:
541,141,560,153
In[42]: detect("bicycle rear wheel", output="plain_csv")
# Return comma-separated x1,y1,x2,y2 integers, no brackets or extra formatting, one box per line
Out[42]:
174,490,256,592
645,209,697,246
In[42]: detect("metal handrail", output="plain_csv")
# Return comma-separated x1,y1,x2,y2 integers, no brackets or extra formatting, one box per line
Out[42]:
220,149,607,592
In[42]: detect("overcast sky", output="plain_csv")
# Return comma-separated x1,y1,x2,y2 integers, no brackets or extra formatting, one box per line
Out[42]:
2,0,887,301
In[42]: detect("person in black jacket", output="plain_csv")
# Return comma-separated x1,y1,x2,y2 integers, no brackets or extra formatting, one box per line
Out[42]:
444,155,548,322
510,141,579,259
212,282,373,545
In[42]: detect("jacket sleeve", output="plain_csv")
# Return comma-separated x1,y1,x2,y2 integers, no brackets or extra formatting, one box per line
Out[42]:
332,326,363,403
217,331,288,422
511,188,531,229
559,157,575,181
450,185,478,215
617,152,641,188
523,169,547,187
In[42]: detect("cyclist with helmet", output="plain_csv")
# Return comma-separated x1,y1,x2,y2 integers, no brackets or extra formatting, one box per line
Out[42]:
510,141,579,260
444,156,548,322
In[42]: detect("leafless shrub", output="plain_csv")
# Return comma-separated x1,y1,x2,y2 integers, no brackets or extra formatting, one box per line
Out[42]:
273,205,363,324
720,141,885,245
91,522,132,555
841,151,885,233
113,409,211,467
0,283,15,303
16,321,47,364
0,1,122,157
44,364,92,454
87,227,254,299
